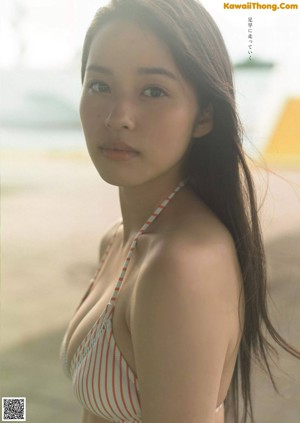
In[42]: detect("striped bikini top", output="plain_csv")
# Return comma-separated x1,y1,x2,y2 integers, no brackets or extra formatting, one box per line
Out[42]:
60,180,224,422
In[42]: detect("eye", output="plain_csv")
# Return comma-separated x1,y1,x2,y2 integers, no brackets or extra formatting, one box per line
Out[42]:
143,87,166,98
88,81,110,94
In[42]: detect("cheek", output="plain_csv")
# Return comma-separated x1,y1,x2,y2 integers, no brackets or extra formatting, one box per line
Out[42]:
79,95,89,128
80,96,103,138
79,94,94,123
151,106,196,146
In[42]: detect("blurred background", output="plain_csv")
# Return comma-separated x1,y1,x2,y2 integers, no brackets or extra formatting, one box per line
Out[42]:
1,0,299,422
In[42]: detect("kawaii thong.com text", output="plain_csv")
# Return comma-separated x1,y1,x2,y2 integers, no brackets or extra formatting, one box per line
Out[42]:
224,2,298,10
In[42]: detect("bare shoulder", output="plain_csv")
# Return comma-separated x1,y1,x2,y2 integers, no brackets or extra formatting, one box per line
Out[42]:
98,219,122,259
131,199,244,345
130,207,244,422
137,204,243,314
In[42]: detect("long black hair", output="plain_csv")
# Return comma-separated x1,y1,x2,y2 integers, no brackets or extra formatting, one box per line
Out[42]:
80,1,300,421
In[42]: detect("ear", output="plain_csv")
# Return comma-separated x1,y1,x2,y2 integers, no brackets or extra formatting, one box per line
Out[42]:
191,104,213,138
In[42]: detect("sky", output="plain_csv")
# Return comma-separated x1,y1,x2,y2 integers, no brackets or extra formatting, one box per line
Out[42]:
1,0,300,69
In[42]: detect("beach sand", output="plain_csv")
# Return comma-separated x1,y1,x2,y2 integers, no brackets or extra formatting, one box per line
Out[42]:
1,152,299,422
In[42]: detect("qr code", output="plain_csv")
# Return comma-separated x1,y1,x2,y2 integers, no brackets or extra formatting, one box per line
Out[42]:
1,398,26,421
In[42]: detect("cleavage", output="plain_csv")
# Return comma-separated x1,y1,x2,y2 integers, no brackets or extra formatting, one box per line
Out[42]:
66,236,135,367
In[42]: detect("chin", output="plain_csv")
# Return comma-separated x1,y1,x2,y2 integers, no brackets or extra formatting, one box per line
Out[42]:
95,168,142,188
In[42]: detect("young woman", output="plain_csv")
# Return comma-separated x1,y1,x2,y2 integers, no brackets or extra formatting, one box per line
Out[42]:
60,1,300,422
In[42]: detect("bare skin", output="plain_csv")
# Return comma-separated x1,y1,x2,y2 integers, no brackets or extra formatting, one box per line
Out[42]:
64,19,244,423
65,187,243,423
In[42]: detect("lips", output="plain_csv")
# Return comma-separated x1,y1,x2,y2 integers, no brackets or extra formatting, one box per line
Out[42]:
100,140,138,152
99,140,139,161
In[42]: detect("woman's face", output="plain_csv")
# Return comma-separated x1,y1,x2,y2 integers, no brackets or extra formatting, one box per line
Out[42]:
80,20,212,187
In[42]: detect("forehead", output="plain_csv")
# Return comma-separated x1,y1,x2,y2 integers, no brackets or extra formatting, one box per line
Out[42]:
87,19,180,76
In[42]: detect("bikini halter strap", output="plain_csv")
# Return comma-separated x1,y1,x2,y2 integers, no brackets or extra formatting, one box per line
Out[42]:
110,180,186,304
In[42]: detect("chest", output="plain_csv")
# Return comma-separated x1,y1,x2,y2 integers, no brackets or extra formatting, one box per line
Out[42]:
64,238,148,378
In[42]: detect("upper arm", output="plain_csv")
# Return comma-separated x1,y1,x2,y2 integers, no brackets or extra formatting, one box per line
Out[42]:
131,236,243,423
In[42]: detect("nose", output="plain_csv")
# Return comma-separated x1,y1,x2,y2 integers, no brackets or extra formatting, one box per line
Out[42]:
104,99,135,131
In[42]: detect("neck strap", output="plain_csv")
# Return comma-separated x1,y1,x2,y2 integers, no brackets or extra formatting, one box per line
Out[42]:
110,180,186,304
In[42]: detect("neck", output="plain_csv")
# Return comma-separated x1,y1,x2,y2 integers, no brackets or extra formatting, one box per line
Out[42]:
119,173,184,245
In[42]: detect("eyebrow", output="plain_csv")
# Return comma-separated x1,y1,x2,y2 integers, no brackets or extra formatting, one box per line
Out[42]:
86,65,112,74
138,67,178,81
86,64,178,81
